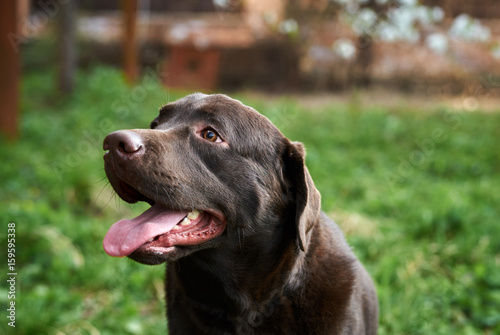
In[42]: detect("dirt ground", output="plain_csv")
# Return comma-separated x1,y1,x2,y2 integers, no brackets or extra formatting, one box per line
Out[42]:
243,86,500,113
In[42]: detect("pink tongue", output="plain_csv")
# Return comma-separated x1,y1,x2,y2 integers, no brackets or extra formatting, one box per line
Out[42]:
103,204,189,257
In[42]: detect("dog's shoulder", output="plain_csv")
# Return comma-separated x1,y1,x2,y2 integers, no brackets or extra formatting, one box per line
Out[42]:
305,212,356,264
309,212,379,335
299,212,357,299
289,212,375,334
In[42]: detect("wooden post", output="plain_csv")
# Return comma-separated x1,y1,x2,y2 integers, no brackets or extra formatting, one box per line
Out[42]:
122,0,139,83
0,1,21,140
58,0,77,95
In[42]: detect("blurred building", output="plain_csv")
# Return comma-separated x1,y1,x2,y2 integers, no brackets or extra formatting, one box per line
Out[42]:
29,0,500,93
77,0,298,91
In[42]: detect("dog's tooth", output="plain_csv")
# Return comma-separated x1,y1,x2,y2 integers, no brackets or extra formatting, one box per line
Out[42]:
172,225,180,230
181,217,191,226
187,209,201,220
147,237,154,242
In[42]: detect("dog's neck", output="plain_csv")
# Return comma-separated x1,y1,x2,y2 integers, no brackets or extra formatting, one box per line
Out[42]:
168,221,305,318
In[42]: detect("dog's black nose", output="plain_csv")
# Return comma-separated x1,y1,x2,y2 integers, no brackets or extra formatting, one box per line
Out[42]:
103,130,144,157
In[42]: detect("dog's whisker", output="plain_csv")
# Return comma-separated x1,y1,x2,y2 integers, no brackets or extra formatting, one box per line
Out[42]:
114,193,122,211
237,226,243,251
95,181,111,203
161,186,176,208
238,227,241,250
162,87,171,105
179,183,195,210
101,190,115,212
93,175,109,186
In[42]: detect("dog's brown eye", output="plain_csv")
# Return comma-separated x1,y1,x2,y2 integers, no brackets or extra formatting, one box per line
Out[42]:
201,129,220,142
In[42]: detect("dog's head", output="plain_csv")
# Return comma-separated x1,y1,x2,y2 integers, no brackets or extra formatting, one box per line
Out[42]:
102,93,320,264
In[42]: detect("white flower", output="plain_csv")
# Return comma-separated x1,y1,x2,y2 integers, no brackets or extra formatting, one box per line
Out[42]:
278,19,299,35
213,0,230,8
377,22,399,42
425,33,448,55
352,8,378,35
432,7,444,22
449,14,491,42
333,38,357,60
377,6,420,43
398,0,418,6
333,0,351,5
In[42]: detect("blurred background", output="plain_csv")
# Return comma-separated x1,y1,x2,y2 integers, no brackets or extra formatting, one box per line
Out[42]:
1,0,499,334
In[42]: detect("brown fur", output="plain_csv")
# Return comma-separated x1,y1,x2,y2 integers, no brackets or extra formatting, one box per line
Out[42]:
103,93,378,334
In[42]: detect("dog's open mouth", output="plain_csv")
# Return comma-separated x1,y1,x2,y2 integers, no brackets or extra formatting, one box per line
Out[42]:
103,204,226,257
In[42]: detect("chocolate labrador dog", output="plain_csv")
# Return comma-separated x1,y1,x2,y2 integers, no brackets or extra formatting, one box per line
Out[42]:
102,93,378,334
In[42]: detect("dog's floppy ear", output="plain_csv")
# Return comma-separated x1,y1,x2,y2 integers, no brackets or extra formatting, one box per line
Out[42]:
282,141,321,252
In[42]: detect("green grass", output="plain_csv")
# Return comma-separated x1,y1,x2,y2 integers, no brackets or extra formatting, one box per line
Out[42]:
1,67,499,334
